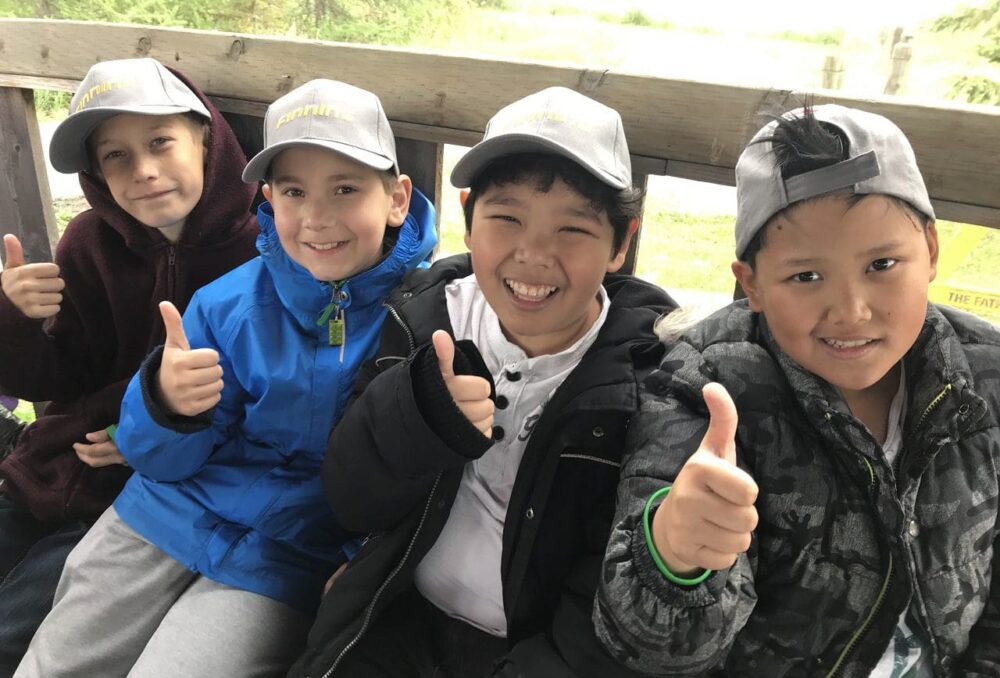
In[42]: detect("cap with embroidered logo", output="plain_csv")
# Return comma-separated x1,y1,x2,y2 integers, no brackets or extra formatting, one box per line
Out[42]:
49,58,211,174
735,104,934,258
242,79,398,183
450,86,632,190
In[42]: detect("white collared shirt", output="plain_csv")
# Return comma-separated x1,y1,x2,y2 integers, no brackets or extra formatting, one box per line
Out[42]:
413,274,610,636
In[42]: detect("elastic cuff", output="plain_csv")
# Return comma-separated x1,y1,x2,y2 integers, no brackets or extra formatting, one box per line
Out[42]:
643,486,712,586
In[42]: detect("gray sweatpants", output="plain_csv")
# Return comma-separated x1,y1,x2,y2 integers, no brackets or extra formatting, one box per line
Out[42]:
15,507,310,678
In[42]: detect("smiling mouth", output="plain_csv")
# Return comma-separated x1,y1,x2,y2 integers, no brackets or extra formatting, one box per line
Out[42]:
306,241,348,252
505,279,558,301
137,189,174,200
821,337,878,349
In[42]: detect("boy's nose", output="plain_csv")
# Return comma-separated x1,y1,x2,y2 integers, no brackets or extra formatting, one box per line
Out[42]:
513,232,555,266
825,280,873,325
131,155,159,182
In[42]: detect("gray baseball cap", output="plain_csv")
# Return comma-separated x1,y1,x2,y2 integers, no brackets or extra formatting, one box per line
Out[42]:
49,58,211,174
735,104,935,258
243,79,398,183
450,86,632,190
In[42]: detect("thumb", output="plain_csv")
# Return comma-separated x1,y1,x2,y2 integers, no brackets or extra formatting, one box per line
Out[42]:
3,234,25,269
159,301,190,351
432,330,455,379
701,382,738,464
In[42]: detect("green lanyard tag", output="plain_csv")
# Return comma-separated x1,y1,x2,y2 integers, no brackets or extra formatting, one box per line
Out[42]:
328,315,344,346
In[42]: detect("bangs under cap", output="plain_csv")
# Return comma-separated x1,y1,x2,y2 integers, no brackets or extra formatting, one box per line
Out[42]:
734,104,935,258
242,79,398,183
450,86,632,190
49,58,210,174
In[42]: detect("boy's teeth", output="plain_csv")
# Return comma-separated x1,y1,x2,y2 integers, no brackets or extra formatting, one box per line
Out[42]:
506,280,557,300
309,242,342,251
824,338,874,349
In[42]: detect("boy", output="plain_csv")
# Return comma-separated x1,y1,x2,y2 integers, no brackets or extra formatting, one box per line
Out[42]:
16,78,437,678
596,105,1000,676
290,87,677,678
0,57,259,676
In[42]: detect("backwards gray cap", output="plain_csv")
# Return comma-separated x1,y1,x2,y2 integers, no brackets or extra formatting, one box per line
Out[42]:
735,104,934,258
49,58,211,174
243,79,398,183
450,86,632,190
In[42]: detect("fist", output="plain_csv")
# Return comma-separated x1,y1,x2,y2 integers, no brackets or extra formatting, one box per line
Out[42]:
156,301,224,417
432,330,494,438
652,383,759,575
1,234,64,319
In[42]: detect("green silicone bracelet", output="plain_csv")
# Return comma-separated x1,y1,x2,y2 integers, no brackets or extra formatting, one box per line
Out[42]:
104,424,117,441
643,485,712,586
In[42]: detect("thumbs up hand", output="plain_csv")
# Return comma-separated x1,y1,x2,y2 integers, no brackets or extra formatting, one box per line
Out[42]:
156,301,224,417
651,383,759,576
1,234,65,319
432,330,494,438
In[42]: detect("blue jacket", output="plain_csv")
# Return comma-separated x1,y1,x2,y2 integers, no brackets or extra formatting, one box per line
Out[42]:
113,188,437,613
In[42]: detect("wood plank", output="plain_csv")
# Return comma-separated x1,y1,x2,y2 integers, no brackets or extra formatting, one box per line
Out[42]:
395,138,443,235
0,86,58,265
1,19,998,224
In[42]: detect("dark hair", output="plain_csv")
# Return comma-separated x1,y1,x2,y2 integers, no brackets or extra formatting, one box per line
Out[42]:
462,152,643,254
740,105,930,268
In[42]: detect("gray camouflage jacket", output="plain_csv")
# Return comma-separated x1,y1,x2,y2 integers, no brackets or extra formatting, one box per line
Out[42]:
595,301,1000,677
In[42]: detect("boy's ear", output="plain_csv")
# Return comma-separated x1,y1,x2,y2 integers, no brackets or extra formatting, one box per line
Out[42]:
458,189,470,209
386,175,413,228
925,221,939,282
261,183,273,203
607,218,640,273
731,261,763,312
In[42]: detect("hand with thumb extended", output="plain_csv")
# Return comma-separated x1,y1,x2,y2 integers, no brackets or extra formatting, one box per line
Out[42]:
651,382,758,576
156,301,224,416
432,329,494,438
1,234,65,319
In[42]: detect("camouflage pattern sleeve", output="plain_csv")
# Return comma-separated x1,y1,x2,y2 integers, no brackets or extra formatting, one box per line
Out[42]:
958,436,1000,676
593,383,758,675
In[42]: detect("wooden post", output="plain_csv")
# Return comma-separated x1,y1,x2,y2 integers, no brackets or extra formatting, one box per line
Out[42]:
821,56,844,90
620,173,649,276
394,137,443,240
884,34,913,95
0,86,58,265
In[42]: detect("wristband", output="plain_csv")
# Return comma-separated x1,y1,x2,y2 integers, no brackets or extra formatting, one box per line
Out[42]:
643,486,712,586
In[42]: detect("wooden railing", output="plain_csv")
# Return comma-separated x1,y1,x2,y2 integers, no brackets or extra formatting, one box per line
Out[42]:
2,18,999,273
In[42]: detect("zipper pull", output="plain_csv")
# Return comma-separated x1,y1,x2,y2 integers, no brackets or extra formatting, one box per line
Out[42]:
329,306,345,347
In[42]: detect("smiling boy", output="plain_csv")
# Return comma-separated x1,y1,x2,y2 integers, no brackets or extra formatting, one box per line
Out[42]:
290,87,677,678
16,79,437,678
0,57,259,675
596,105,1000,677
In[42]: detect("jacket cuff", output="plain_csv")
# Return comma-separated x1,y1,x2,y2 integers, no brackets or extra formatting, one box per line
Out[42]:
139,345,214,433
412,338,495,459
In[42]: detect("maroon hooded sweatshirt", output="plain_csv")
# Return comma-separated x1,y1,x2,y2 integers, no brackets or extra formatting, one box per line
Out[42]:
0,69,259,523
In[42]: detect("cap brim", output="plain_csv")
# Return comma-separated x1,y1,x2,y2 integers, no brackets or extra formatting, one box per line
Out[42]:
449,134,629,190
49,104,211,174
243,139,397,183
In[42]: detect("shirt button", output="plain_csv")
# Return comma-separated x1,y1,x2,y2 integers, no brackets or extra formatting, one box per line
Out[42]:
505,370,521,382
907,520,920,538
592,426,605,438
496,395,509,409
492,426,505,441
525,507,535,520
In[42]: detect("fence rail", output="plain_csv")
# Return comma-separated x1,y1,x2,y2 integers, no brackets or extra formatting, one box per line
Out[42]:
2,18,999,270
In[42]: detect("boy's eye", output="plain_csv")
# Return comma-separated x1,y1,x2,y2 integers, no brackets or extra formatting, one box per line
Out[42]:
560,225,594,237
487,213,519,224
791,271,821,283
335,186,357,195
150,136,173,148
282,187,305,198
868,257,898,272
102,150,126,162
